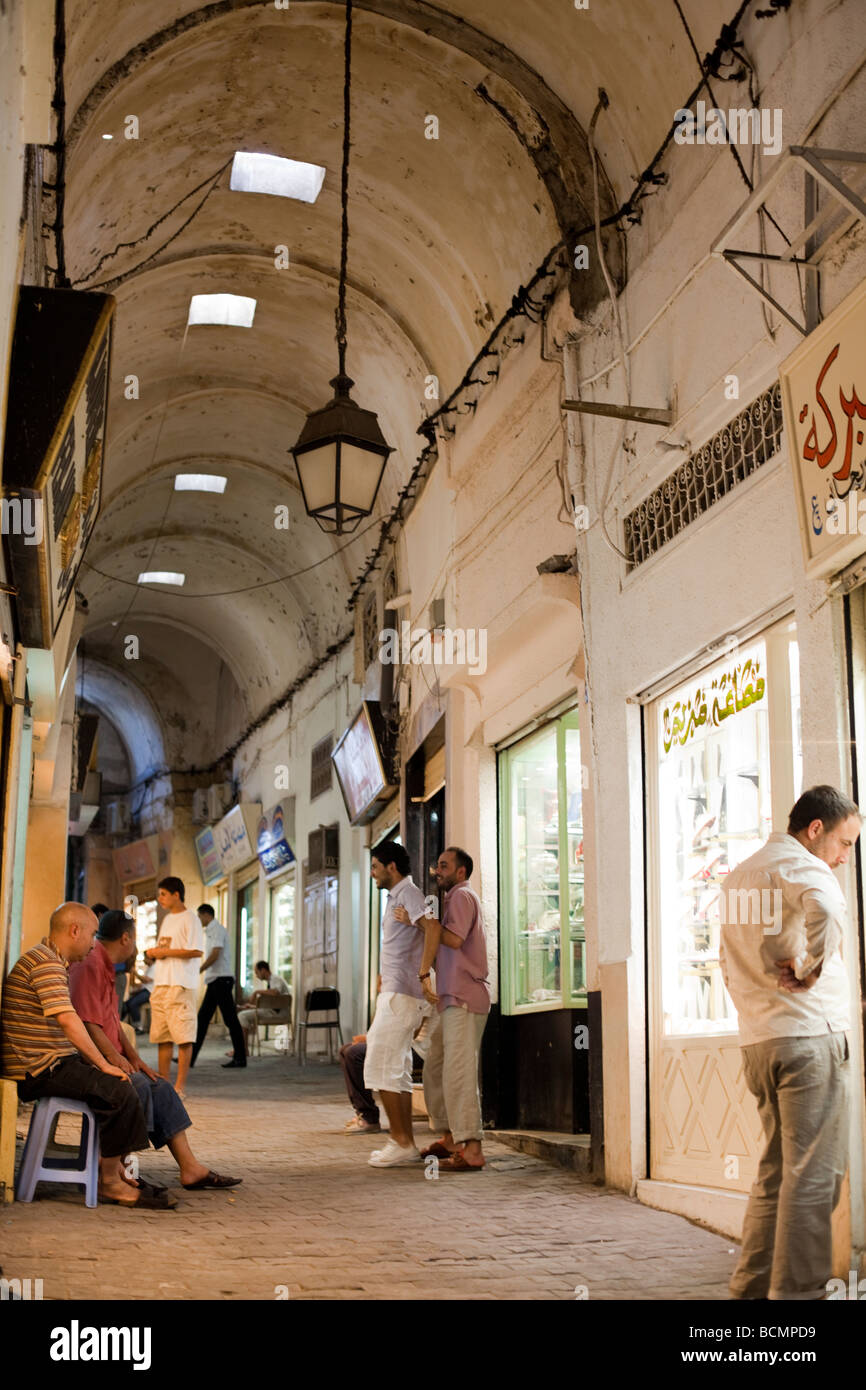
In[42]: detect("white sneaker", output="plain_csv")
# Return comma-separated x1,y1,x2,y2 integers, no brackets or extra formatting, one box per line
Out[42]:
368,1139,421,1167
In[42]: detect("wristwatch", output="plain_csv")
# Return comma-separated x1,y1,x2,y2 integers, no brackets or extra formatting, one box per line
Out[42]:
419,971,431,981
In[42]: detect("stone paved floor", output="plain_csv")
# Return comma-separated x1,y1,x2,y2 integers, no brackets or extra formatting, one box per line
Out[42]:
1,1039,738,1301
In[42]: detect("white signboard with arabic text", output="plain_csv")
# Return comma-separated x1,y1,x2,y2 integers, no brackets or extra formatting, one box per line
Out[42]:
780,280,866,579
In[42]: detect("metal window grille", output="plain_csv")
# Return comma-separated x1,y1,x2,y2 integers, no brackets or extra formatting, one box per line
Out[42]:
623,382,784,569
310,733,334,800
362,590,379,668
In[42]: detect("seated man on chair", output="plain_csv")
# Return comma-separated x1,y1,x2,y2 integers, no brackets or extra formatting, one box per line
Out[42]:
0,903,170,1209
68,909,241,1193
233,960,290,1055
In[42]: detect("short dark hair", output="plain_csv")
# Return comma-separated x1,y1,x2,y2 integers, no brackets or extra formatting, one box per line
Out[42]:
788,785,861,835
255,960,271,973
371,840,411,877
90,903,110,918
97,909,136,943
197,904,215,919
158,876,185,901
445,845,473,880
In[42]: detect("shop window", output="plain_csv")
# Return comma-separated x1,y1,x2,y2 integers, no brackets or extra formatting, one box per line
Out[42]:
649,622,801,1037
269,877,295,989
499,708,585,1013
236,880,258,990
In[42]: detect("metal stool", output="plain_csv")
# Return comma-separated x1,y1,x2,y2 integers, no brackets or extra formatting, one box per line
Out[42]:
17,1097,99,1208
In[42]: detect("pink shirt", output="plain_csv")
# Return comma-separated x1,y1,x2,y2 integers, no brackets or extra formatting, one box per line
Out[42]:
69,940,124,1051
435,884,490,1015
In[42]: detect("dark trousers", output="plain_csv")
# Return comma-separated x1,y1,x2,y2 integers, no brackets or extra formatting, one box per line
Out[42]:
122,989,150,1026
339,1040,379,1123
129,1071,191,1148
191,977,246,1064
18,1056,149,1159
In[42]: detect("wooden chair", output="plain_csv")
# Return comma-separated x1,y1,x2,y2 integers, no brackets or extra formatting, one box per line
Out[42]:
252,993,294,1057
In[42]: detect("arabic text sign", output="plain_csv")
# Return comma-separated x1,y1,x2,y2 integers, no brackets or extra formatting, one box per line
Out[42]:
256,803,295,879
661,646,767,757
780,280,866,579
215,804,255,872
195,826,223,886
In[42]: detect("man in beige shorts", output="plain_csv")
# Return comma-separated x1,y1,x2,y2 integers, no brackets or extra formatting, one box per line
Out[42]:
145,876,204,1098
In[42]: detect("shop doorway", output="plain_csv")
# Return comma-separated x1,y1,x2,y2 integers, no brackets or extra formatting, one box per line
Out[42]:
646,617,801,1190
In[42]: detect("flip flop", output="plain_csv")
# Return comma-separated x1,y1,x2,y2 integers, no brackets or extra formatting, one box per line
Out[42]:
436,1152,485,1172
420,1141,456,1159
101,1189,177,1210
181,1171,242,1190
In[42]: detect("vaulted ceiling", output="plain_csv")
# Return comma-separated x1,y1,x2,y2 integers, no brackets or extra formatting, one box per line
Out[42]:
65,0,737,771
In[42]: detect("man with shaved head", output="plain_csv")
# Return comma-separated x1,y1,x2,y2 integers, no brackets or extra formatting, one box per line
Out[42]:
0,902,172,1208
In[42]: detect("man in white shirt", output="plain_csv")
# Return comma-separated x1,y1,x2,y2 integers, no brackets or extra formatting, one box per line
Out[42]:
236,960,291,1050
191,905,247,1069
145,877,204,1097
719,785,861,1301
364,840,433,1168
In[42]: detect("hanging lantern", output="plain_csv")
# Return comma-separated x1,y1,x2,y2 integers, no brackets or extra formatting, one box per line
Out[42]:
290,0,392,534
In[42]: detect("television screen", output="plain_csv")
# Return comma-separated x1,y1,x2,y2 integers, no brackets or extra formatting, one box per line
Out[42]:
332,703,394,825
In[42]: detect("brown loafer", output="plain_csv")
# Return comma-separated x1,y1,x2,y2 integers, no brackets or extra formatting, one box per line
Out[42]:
181,1170,242,1190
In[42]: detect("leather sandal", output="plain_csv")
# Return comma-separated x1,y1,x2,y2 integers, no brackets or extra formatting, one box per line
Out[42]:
436,1152,485,1172
181,1170,242,1190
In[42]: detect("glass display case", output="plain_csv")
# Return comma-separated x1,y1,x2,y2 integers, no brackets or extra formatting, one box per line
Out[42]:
654,634,801,1036
269,876,295,989
499,707,585,1012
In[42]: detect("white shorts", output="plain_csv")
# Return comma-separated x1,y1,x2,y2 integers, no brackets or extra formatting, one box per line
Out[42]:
363,991,431,1093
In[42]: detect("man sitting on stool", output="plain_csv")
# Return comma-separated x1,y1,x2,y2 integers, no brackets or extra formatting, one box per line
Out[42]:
69,909,241,1192
233,960,290,1055
1,903,168,1209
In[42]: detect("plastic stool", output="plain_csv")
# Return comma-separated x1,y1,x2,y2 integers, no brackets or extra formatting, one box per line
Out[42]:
17,1097,99,1208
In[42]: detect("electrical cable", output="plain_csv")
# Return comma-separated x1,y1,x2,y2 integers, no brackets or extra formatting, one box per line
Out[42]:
80,510,387,597
71,157,233,290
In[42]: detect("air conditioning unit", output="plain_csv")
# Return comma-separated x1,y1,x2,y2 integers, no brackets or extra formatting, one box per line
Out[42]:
191,788,209,825
207,781,232,821
106,800,131,836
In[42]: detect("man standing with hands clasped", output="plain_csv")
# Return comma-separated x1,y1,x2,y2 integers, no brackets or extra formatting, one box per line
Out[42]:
394,845,490,1172
146,877,204,1099
363,841,432,1167
720,785,861,1301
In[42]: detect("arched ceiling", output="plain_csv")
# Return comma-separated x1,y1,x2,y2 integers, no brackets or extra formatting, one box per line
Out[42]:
65,0,737,771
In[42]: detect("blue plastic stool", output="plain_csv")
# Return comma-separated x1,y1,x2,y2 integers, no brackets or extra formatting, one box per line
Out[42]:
17,1097,99,1208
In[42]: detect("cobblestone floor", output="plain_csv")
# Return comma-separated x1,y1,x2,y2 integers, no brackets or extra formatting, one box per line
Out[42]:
1,1039,738,1301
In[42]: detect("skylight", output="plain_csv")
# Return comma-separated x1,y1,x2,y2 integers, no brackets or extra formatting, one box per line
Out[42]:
187,294,256,328
230,152,326,204
174,474,228,494
137,572,185,586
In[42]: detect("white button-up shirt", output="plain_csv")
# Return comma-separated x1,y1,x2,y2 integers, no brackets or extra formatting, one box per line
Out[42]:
719,831,850,1046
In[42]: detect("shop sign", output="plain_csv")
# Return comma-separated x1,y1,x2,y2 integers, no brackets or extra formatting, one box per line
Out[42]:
256,802,295,878
661,646,766,756
2,289,114,648
780,280,866,579
194,826,223,886
112,836,157,883
214,803,262,872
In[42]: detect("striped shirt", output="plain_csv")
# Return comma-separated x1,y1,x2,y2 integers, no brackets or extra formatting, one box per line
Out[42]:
0,938,77,1080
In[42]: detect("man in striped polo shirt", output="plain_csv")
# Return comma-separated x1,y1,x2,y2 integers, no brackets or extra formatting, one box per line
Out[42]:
1,902,172,1209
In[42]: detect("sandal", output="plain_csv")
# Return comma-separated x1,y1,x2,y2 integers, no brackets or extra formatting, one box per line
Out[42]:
436,1152,485,1172
344,1116,381,1133
101,1188,177,1209
181,1170,242,1190
420,1140,456,1159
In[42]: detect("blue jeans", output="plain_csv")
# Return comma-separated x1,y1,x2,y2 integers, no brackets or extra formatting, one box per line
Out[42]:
129,1070,191,1149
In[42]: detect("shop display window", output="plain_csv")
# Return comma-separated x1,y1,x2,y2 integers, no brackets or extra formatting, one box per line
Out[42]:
652,626,801,1037
499,707,585,1013
237,879,258,991
269,877,295,989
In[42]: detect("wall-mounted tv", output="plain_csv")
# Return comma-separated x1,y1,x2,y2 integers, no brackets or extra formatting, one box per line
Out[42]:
331,701,397,826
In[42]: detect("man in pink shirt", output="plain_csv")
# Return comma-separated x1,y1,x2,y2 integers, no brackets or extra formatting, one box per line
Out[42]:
395,845,490,1171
